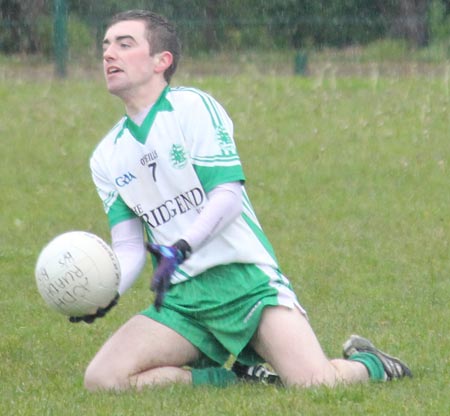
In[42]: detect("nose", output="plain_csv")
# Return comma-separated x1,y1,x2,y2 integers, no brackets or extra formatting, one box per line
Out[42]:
103,44,115,61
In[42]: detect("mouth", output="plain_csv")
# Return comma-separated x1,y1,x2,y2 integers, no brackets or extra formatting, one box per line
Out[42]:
106,66,123,76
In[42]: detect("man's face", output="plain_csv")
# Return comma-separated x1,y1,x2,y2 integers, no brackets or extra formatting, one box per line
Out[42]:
102,20,158,96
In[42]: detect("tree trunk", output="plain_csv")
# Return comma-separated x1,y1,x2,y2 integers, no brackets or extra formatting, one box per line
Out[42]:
396,0,429,46
204,0,220,50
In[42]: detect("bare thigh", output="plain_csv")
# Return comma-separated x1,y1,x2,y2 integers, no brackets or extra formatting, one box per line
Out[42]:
251,306,338,387
84,314,201,390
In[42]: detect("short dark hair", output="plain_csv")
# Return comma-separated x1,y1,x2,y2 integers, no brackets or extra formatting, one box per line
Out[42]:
107,10,181,82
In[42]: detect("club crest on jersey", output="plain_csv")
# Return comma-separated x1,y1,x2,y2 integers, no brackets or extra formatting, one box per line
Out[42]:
170,144,187,169
216,126,236,155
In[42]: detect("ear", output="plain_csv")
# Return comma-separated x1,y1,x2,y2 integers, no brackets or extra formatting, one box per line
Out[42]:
154,51,173,74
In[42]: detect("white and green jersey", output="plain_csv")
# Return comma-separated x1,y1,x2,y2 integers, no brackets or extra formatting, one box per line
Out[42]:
91,86,279,284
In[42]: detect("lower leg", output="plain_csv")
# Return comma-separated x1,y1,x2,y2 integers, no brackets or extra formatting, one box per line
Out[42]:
84,363,195,391
86,365,243,391
128,366,193,390
330,358,369,385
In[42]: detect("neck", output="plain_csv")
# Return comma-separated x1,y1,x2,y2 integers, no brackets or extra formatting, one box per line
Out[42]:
121,80,168,119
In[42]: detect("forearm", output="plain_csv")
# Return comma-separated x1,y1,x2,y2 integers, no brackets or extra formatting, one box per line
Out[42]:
111,218,147,295
179,181,243,251
111,182,242,293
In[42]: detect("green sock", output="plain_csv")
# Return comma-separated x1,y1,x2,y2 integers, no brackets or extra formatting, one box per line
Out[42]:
348,352,386,381
191,367,238,387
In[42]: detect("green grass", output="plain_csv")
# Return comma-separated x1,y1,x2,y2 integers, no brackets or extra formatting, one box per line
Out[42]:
1,61,449,415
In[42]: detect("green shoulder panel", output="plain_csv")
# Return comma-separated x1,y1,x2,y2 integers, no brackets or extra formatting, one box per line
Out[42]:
193,164,245,193
107,193,137,228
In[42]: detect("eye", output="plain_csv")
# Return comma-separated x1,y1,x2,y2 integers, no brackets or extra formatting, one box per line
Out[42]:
120,43,131,49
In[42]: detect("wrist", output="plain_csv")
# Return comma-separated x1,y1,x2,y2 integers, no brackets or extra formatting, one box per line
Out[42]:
173,239,192,261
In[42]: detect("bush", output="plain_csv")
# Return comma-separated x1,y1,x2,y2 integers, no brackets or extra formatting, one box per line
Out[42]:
428,0,450,42
361,39,411,61
35,16,53,56
67,16,96,59
34,14,95,59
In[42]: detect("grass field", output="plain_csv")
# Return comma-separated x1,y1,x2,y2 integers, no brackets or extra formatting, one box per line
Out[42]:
1,56,449,415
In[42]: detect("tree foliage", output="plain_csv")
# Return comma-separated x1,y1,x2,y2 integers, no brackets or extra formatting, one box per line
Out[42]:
1,0,449,54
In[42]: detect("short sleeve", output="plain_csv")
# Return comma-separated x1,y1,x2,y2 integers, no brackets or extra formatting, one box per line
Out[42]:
174,88,246,193
90,151,136,228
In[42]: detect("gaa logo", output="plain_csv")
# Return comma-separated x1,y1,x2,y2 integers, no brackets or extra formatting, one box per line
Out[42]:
115,172,137,187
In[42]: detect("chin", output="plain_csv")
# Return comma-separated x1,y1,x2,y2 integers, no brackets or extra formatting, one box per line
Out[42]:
106,83,126,97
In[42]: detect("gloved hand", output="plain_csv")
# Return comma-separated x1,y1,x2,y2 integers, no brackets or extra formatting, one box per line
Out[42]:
146,240,191,311
69,293,120,324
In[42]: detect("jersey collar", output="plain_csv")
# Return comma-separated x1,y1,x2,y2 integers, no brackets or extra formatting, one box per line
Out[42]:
116,86,174,144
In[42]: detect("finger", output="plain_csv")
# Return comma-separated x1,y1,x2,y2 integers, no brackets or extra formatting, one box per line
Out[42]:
83,315,97,324
69,314,95,324
146,243,162,260
69,316,82,323
154,290,164,311
161,275,171,293
150,270,163,291
147,243,162,255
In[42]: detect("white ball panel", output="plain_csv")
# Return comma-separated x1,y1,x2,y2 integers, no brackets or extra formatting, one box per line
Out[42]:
35,231,121,317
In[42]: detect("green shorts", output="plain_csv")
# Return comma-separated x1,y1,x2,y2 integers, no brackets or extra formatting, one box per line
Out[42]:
140,263,302,367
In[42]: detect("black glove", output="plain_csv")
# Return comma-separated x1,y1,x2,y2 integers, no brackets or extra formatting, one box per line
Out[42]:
69,293,120,324
146,239,191,311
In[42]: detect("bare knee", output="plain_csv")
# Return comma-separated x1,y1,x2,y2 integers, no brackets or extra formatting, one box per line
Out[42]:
84,358,123,392
84,361,109,392
84,357,192,391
